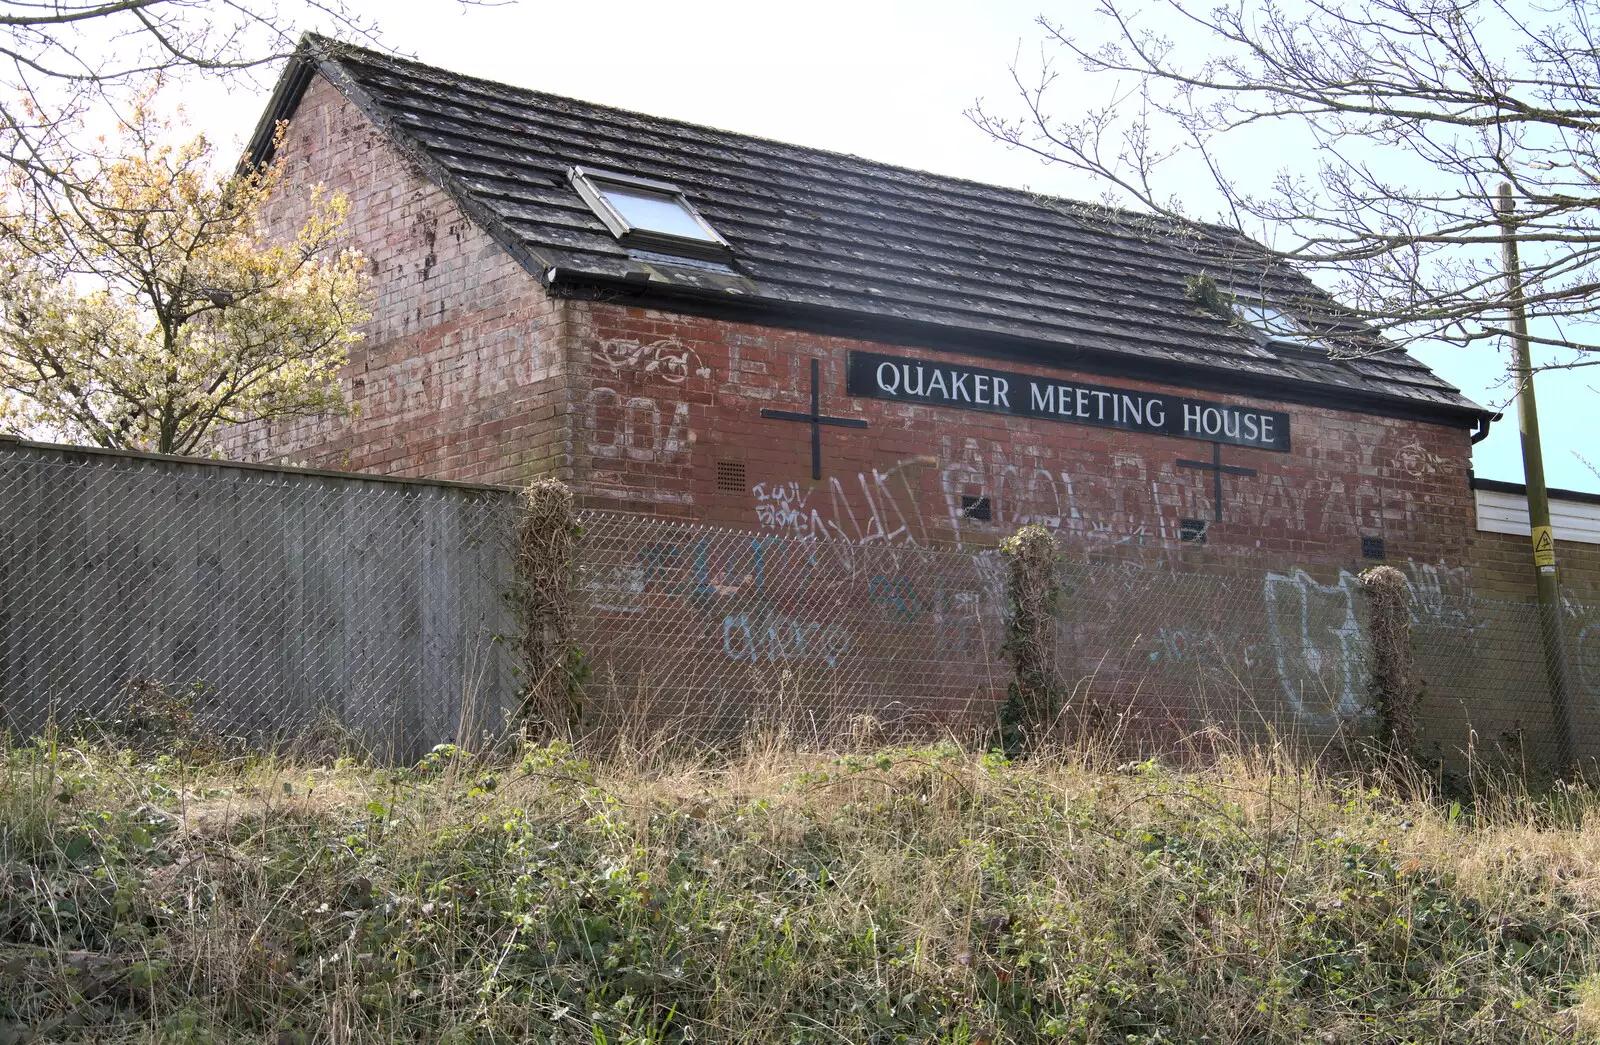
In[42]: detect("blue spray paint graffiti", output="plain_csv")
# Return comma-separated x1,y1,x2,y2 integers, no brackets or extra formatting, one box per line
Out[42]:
722,608,852,668
867,574,987,655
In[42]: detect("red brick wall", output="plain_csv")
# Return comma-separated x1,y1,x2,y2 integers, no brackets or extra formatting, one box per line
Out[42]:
565,302,1511,752
222,72,574,486
226,72,1480,577
570,301,1478,571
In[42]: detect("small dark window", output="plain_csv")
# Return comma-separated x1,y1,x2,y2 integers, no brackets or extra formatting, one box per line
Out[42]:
961,495,992,522
1180,518,1208,544
1361,535,1385,560
715,460,746,493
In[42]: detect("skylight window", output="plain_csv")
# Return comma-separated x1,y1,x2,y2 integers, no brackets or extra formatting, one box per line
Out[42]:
569,166,731,262
1234,298,1323,347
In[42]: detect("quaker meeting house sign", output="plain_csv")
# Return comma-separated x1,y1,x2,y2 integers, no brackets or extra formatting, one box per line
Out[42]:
846,350,1292,452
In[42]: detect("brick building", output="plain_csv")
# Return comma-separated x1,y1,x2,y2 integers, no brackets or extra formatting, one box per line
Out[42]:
230,36,1501,574
210,36,1600,754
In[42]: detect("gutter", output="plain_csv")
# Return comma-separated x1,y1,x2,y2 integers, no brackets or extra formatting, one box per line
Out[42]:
544,268,1495,432
1471,475,1600,508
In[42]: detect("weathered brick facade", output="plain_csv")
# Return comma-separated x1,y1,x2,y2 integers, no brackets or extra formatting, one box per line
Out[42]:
226,73,574,486
218,57,1600,764
228,75,1483,583
571,301,1477,567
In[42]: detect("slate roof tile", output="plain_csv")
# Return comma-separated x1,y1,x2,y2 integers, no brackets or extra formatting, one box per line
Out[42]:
248,36,1487,423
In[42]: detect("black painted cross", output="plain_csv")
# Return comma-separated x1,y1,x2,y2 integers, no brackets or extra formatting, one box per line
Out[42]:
1176,441,1258,523
760,358,868,480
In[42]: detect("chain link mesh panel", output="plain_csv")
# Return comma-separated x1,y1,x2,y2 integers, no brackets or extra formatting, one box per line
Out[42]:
572,510,1009,743
5,442,1600,767
0,443,521,760
1049,558,1374,756
1046,557,1600,767
1413,593,1592,770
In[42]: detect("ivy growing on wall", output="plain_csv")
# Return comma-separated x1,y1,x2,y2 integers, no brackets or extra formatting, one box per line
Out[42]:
511,478,588,737
997,525,1067,755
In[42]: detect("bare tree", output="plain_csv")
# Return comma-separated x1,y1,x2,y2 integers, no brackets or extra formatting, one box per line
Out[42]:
0,1,496,192
969,0,1600,366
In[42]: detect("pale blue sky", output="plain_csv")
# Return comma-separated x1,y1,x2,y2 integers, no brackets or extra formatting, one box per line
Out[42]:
186,0,1597,492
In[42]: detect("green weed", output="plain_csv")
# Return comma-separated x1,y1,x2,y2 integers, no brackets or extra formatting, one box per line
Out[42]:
0,735,1597,1042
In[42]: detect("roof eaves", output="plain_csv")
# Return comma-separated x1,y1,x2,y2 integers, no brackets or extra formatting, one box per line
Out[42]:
1472,475,1600,506
546,266,1491,428
246,35,558,281
240,35,323,172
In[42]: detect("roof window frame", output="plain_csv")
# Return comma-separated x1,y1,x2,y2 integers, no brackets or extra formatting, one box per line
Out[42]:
1231,294,1327,349
569,165,733,262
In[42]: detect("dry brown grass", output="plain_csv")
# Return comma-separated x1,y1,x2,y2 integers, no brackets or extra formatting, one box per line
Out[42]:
3,730,1599,1043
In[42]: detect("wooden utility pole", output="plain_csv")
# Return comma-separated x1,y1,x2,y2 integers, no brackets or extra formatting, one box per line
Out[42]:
1496,182,1577,769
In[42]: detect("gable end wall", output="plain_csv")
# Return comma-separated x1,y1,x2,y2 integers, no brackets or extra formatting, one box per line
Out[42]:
222,71,574,485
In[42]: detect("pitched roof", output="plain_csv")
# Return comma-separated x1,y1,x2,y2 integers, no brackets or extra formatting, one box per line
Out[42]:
247,36,1488,426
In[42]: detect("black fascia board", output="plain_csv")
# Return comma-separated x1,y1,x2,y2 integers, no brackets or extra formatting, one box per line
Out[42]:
240,43,320,172
1471,476,1600,507
546,269,1492,430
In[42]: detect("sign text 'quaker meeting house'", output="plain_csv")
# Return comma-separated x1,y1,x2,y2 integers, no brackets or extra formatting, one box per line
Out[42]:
848,351,1291,452
230,34,1510,573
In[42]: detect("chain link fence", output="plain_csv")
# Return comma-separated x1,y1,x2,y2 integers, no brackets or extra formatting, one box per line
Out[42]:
3,439,1598,767
572,510,1008,744
1043,558,1600,768
573,511,1600,766
0,441,520,761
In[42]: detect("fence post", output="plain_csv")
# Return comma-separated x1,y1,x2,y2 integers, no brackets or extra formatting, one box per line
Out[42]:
1359,565,1419,758
511,478,583,737
998,524,1065,754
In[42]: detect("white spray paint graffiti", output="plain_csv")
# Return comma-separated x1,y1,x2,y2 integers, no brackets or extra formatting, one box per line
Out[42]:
1262,569,1367,728
749,457,937,548
752,482,825,539
594,336,711,383
1403,558,1481,634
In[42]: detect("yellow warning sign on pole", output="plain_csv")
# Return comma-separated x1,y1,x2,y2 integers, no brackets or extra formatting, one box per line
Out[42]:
1532,525,1556,567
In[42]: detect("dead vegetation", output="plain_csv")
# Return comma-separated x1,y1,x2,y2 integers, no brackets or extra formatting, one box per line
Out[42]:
3,727,1600,1044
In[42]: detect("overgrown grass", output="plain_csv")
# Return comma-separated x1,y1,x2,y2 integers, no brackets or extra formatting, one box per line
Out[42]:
3,731,1600,1043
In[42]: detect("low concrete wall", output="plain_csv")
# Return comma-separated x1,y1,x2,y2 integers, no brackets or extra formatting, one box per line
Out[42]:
0,438,520,759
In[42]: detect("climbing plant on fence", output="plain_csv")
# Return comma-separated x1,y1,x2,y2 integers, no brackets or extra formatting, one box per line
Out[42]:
998,524,1067,754
511,478,586,736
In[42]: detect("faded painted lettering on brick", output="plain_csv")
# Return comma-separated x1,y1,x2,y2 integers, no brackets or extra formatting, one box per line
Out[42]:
847,351,1292,453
